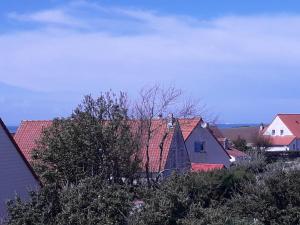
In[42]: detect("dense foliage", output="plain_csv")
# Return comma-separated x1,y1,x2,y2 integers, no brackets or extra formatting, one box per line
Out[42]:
7,177,132,225
7,158,300,225
32,93,140,185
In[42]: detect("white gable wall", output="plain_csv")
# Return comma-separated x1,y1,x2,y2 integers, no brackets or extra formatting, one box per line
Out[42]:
0,124,39,221
264,116,292,136
185,125,230,168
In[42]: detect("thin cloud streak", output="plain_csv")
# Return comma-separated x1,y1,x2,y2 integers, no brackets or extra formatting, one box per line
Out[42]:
7,9,86,28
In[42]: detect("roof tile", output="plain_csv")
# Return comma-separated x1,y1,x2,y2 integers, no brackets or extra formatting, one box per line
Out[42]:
14,119,176,173
191,163,224,172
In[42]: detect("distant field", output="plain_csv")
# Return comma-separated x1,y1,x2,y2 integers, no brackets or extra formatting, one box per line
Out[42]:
217,124,260,129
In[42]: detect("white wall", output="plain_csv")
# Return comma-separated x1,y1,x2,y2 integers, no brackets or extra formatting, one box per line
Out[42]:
266,146,289,152
0,124,39,221
185,125,230,168
264,116,292,136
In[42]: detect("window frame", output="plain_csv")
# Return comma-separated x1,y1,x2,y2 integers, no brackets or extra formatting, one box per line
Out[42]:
194,141,205,153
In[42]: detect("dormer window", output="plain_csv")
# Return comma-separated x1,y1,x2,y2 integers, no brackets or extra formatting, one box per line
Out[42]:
280,130,284,136
272,130,275,135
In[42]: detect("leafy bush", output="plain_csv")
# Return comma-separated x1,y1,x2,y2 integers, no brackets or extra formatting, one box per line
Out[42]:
229,170,300,225
7,177,133,225
129,168,255,225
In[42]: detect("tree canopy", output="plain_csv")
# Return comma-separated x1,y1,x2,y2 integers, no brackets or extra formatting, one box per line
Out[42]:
32,92,141,185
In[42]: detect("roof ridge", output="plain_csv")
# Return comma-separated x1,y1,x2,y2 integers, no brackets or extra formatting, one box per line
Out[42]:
278,113,300,115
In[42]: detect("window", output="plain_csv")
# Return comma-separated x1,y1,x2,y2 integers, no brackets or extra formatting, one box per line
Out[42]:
194,141,205,152
293,144,296,150
272,130,275,135
280,130,284,136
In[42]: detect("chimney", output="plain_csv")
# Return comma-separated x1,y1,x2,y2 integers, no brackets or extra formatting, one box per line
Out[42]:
259,123,265,131
167,113,175,129
223,138,229,150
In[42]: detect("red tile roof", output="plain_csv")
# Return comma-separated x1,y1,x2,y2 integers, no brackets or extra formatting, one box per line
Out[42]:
268,135,296,146
278,114,300,138
178,118,202,140
139,120,176,172
226,148,249,158
14,120,52,162
191,163,225,172
14,119,177,173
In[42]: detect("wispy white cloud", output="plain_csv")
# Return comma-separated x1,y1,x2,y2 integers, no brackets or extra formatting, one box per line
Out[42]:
8,8,87,28
1,2,300,123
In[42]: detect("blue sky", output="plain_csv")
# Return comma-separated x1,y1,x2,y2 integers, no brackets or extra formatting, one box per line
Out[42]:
1,0,300,125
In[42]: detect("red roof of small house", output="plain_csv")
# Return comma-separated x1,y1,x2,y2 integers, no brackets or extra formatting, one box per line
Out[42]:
138,119,176,172
226,148,249,158
178,118,224,141
14,120,52,162
268,135,296,146
14,119,178,173
178,118,202,140
0,118,40,184
277,114,300,138
191,163,225,172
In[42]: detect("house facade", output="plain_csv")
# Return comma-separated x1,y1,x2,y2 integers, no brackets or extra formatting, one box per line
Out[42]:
263,114,300,151
0,119,39,221
179,118,231,168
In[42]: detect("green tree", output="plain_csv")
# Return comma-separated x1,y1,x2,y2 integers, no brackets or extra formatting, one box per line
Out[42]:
32,92,141,185
233,136,249,152
130,168,255,225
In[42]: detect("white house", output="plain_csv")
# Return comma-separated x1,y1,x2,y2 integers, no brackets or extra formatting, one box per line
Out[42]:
263,114,300,151
0,118,39,222
178,118,231,168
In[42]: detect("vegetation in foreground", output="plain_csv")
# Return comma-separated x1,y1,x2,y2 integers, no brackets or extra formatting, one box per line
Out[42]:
6,90,300,225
